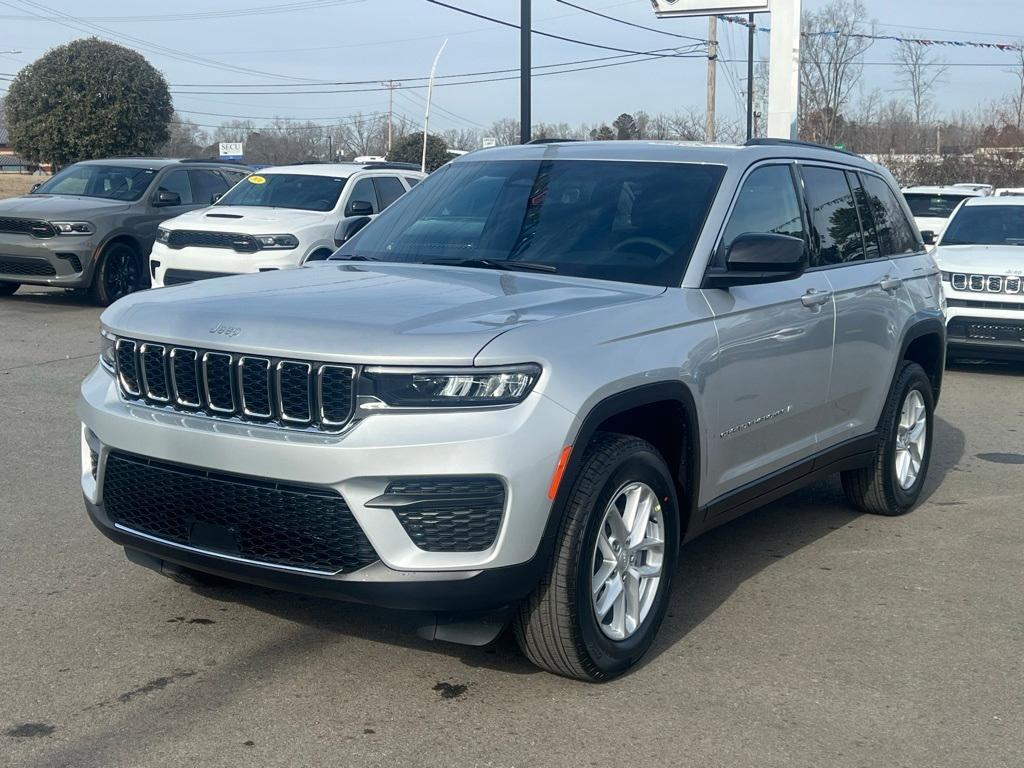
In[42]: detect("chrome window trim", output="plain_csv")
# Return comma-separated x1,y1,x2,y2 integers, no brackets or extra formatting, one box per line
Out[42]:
138,343,170,403
277,360,313,423
202,351,236,413
114,338,140,396
168,347,201,408
238,356,273,418
317,364,356,427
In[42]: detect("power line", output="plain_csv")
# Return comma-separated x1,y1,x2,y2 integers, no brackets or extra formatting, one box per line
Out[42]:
0,0,367,22
551,0,708,43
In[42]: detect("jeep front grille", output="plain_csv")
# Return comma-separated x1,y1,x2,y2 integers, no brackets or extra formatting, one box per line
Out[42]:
114,338,355,432
166,230,258,252
950,272,1023,295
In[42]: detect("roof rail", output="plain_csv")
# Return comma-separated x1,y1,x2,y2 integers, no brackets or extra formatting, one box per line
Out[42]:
360,161,422,171
743,137,861,159
527,138,581,144
178,157,248,164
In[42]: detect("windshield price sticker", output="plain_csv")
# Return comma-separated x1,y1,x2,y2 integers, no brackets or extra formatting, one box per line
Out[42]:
248,175,266,185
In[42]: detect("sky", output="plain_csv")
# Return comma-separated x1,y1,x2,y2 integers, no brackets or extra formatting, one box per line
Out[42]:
0,0,1022,139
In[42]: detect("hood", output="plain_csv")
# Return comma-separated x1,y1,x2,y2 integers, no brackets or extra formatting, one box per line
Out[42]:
164,205,329,233
102,263,663,365
0,194,130,218
932,244,1024,275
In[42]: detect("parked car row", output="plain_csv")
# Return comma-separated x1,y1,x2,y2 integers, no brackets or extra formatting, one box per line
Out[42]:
0,157,425,303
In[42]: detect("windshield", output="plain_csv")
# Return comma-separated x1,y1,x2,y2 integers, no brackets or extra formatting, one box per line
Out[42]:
904,193,970,219
216,173,347,212
33,164,157,201
337,159,725,287
941,205,1024,246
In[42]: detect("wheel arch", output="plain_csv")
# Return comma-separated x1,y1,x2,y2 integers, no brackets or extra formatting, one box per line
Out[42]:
898,315,946,405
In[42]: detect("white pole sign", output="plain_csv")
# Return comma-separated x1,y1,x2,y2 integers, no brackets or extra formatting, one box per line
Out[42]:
218,142,244,160
650,0,770,17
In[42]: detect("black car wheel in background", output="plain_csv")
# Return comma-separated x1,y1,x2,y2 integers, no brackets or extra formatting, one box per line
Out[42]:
90,241,146,305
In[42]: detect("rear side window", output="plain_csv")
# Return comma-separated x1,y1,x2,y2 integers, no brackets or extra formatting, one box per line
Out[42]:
404,176,421,188
861,174,920,256
158,169,193,205
372,176,407,209
221,169,249,186
346,178,379,215
848,172,880,261
189,169,229,205
719,164,806,258
802,165,864,266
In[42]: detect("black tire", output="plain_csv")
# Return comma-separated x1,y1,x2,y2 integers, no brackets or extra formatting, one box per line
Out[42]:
514,432,680,681
89,241,146,305
0,281,19,296
841,361,934,516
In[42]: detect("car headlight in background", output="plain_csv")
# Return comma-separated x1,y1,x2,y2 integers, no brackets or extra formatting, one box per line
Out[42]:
363,364,541,408
51,221,95,236
156,227,171,244
256,234,299,250
99,329,116,373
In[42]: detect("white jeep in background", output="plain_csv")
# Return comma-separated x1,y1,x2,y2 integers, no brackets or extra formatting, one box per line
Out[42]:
150,162,425,287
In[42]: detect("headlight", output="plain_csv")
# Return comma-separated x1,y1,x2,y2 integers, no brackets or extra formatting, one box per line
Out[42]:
99,329,116,373
156,227,171,244
256,234,299,250
51,221,95,236
364,365,541,408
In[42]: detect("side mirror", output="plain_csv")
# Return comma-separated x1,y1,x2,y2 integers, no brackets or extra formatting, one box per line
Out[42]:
703,233,807,289
334,216,372,247
30,182,41,193
345,199,374,217
154,190,182,207
211,192,223,204
920,230,936,246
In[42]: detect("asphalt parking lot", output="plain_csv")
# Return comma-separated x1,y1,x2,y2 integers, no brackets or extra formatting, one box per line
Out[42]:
1,286,1022,768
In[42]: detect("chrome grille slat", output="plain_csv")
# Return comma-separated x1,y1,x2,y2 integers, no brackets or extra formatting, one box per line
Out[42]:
112,337,354,433
953,273,1023,296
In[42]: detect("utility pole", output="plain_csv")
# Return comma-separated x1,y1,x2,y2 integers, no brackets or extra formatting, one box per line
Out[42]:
706,15,717,142
381,80,401,155
520,0,531,144
746,14,755,141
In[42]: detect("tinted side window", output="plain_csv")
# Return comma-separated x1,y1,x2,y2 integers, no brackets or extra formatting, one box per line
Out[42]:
720,164,806,258
861,174,920,256
404,176,421,188
802,166,864,266
189,169,229,205
221,169,248,186
157,169,193,205
372,176,407,209
848,172,880,260
346,178,379,215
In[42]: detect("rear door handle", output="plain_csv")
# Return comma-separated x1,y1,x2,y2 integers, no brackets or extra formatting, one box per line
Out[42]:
879,276,903,293
801,289,832,308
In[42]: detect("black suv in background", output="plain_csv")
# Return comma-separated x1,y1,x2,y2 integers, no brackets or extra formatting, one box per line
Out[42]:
0,158,249,304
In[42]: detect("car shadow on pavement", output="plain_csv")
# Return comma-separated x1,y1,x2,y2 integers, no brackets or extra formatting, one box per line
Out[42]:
183,415,964,680
947,358,1024,377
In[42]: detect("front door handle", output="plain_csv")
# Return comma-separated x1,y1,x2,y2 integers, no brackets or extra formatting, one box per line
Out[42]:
879,276,903,293
801,289,832,308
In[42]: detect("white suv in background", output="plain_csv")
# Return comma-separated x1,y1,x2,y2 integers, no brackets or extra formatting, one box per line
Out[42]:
902,185,987,243
150,162,425,287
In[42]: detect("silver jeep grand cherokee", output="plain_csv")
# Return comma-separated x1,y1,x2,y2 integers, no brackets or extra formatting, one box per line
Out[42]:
80,140,945,680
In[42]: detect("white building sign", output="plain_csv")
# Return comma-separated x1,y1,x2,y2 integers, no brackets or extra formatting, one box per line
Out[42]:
650,0,770,17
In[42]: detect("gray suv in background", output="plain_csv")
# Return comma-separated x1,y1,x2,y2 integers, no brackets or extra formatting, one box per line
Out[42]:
80,139,945,680
0,158,248,303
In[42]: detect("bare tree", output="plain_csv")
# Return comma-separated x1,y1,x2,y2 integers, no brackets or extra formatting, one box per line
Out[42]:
893,37,948,129
488,118,521,146
999,43,1024,140
799,0,874,145
159,113,208,157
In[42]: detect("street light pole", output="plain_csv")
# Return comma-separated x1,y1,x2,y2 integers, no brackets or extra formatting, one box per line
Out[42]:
422,38,448,173
520,0,531,144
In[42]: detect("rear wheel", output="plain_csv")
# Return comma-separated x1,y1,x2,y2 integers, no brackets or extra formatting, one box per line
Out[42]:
0,281,19,296
89,241,146,305
841,361,934,516
514,432,680,681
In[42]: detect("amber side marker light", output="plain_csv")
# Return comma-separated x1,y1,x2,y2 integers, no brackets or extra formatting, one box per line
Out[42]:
547,445,573,500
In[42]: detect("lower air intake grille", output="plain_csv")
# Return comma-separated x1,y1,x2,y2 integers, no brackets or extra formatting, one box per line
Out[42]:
382,477,505,553
0,258,57,277
103,452,378,573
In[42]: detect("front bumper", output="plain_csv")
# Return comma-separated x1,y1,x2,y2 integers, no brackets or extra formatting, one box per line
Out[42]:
79,365,575,606
150,242,305,287
942,286,1024,359
0,234,97,287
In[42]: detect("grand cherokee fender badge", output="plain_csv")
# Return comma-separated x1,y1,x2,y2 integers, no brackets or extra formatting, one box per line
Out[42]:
720,405,792,439
209,323,242,338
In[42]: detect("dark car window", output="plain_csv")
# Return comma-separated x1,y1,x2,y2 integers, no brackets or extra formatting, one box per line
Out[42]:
404,176,421,188
346,178,379,215
904,193,971,219
338,159,726,288
373,176,407,210
220,169,249,186
862,174,920,256
719,164,806,260
848,172,880,261
802,165,864,266
158,169,193,205
189,169,229,205
941,204,1024,246
216,173,347,212
33,164,157,201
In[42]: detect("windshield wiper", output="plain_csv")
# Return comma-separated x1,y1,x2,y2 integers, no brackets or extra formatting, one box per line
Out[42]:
327,253,380,262
424,258,557,273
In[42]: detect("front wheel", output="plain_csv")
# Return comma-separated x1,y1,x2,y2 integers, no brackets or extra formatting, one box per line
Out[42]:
514,432,680,681
89,242,146,305
841,361,934,516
